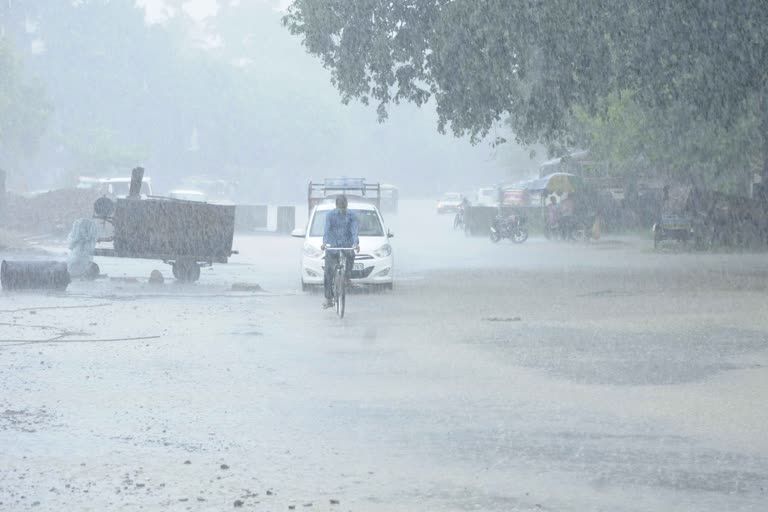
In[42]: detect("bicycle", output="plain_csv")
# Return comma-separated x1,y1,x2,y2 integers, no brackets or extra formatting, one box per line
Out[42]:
324,247,356,318
453,208,465,230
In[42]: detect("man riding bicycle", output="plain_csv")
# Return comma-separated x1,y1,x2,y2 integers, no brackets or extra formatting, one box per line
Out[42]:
321,196,360,309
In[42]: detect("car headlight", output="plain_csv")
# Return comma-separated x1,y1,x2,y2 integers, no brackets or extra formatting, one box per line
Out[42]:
373,244,392,258
303,243,322,258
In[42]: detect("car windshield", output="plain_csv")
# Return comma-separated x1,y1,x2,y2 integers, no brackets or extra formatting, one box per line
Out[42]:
309,209,384,237
442,193,461,201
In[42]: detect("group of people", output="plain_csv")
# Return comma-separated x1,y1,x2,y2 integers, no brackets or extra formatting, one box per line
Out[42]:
546,193,580,240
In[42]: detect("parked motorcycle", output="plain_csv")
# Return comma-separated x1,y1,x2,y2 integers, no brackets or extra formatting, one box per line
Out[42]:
544,220,560,240
490,211,528,243
545,214,599,242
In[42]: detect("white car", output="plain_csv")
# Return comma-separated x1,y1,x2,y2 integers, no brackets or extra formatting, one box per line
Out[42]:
436,192,463,214
104,177,153,198
77,176,153,198
292,202,394,291
169,189,207,202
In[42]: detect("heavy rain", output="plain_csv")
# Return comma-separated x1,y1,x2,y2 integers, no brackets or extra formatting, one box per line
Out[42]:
1,1,767,511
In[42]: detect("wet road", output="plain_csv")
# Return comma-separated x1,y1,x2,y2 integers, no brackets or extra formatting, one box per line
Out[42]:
1,200,767,511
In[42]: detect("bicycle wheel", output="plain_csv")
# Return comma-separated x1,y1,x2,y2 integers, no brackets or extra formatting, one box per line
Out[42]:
334,270,346,318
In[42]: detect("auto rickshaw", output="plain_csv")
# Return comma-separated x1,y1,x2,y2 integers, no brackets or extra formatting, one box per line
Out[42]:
652,186,694,249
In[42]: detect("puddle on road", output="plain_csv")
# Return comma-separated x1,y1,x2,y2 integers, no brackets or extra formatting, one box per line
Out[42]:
475,326,768,385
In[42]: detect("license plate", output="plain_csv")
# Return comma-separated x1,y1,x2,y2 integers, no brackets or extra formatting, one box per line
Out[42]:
353,263,364,271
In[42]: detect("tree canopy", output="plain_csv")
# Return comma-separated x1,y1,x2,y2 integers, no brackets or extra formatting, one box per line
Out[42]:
1,1,509,196
0,38,51,169
570,91,763,193
284,0,768,183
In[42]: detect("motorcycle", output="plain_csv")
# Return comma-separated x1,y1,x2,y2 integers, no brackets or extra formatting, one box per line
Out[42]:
544,219,560,240
490,211,528,243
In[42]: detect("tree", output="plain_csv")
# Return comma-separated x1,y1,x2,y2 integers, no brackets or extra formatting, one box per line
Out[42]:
571,91,763,194
0,1,508,196
61,127,149,186
0,38,51,170
284,1,768,172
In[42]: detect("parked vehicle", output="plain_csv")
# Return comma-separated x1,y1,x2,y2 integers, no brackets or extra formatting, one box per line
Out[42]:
77,175,153,198
570,215,601,242
437,192,463,214
380,184,399,214
652,186,694,249
653,215,693,249
307,177,382,215
178,177,237,205
169,189,207,202
490,210,528,243
475,187,498,207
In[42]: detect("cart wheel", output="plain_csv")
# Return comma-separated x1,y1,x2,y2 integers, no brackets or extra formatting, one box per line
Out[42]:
85,262,100,280
172,260,201,282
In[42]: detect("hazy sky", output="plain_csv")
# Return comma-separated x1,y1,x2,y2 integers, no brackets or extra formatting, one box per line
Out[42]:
3,0,541,195
137,0,290,24
128,0,539,193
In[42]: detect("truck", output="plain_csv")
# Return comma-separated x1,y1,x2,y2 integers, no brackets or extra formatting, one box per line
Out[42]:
306,177,381,217
380,184,399,214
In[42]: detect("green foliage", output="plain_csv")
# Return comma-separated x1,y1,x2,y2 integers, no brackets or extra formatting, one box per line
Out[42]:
61,127,149,185
0,1,505,195
0,38,52,165
284,0,768,180
572,91,762,193
281,1,624,142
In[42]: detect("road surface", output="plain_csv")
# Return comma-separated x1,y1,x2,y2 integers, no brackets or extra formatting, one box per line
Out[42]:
1,200,767,511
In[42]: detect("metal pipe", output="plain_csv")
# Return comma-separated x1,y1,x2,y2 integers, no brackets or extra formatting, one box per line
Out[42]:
1,260,71,291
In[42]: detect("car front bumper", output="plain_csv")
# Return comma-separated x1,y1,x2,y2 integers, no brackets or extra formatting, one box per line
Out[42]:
301,254,394,285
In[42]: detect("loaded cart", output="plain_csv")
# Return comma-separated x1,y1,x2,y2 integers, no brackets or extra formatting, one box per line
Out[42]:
92,168,236,282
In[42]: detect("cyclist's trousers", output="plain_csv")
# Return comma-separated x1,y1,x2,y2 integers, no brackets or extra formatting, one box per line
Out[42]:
324,251,355,299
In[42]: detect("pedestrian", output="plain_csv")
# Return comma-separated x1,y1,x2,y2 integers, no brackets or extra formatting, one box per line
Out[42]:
547,196,561,237
560,193,576,239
